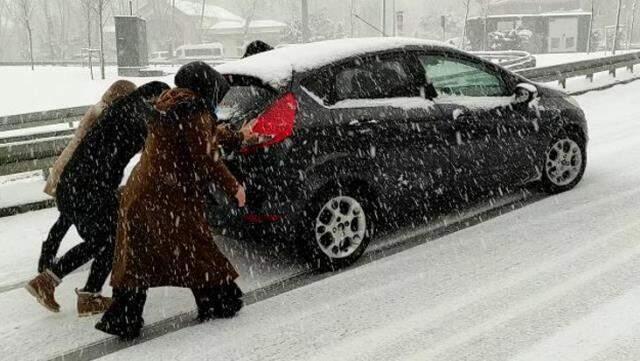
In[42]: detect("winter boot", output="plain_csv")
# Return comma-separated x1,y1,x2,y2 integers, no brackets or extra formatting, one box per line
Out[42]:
25,270,61,313
95,288,145,339
76,289,113,317
95,316,144,340
195,281,244,322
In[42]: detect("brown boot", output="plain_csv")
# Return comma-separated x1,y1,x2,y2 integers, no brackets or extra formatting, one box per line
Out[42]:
76,289,113,317
25,270,61,313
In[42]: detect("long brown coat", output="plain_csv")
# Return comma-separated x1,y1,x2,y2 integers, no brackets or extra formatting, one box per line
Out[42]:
44,80,137,196
111,88,240,289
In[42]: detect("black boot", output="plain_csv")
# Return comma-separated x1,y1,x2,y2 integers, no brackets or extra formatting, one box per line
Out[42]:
193,281,244,322
95,288,146,339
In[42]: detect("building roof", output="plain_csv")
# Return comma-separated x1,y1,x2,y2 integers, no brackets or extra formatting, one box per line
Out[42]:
211,20,287,30
209,20,287,34
216,37,450,88
173,0,243,22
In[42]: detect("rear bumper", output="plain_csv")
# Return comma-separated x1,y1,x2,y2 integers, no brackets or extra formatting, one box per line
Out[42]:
206,150,310,238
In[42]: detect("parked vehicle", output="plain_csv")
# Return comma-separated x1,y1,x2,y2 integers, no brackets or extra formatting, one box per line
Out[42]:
150,51,170,62
213,37,589,270
175,43,224,62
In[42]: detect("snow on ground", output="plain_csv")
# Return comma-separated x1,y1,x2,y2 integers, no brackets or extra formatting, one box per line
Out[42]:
0,173,50,209
96,81,640,360
0,66,175,116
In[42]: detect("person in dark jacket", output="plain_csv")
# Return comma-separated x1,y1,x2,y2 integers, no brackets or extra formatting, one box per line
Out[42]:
243,40,273,58
96,62,245,339
25,81,170,317
38,80,137,274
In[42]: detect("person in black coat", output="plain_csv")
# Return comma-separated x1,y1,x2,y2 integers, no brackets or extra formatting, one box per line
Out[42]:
25,81,170,317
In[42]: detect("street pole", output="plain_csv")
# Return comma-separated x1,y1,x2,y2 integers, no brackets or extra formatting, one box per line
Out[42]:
301,0,309,43
381,0,386,37
587,0,594,53
613,0,622,54
629,0,638,50
392,0,396,36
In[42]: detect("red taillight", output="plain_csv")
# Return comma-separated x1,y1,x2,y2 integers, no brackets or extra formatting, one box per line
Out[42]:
241,92,298,154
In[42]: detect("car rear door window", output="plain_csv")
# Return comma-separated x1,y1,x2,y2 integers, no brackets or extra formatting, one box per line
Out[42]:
418,55,508,97
217,75,277,125
334,57,416,101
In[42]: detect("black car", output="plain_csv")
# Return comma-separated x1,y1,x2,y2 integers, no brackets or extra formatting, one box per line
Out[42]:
213,38,588,270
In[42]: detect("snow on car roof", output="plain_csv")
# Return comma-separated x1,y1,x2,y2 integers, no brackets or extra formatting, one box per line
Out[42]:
216,37,450,88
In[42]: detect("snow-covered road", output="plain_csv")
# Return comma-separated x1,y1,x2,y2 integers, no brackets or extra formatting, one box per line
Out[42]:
1,80,639,360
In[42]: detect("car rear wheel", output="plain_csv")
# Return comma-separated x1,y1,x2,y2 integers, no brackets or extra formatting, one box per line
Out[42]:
541,134,586,194
301,187,374,271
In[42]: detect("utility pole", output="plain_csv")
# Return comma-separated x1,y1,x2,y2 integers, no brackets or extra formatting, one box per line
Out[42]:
301,0,309,43
171,0,176,56
381,0,386,37
629,0,638,50
392,0,396,36
587,0,594,53
613,0,622,54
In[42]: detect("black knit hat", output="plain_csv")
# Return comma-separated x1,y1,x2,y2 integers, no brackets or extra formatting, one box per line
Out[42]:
243,40,273,58
136,81,170,101
174,61,230,109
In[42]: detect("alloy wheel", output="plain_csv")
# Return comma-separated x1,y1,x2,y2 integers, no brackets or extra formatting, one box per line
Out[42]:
315,196,367,259
545,138,583,187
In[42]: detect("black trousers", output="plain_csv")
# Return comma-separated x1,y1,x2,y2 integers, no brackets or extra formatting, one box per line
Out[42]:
49,201,118,294
38,214,73,273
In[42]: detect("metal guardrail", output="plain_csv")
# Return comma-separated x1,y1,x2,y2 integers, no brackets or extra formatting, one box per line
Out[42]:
517,51,640,88
2,51,640,178
473,50,537,70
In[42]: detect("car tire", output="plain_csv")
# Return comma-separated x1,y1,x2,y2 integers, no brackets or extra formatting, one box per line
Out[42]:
300,185,375,271
541,132,587,194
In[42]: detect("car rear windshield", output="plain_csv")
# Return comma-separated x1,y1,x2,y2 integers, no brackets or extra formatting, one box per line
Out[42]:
217,75,278,126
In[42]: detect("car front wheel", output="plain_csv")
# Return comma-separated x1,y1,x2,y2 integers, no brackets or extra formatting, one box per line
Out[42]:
541,134,587,194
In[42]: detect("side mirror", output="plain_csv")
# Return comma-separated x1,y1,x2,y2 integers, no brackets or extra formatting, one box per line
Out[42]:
514,83,538,104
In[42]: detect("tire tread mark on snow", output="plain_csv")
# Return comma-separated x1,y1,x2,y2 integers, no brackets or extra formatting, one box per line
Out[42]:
47,192,547,361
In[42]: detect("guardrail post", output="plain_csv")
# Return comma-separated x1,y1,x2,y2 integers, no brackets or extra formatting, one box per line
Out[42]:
42,167,50,181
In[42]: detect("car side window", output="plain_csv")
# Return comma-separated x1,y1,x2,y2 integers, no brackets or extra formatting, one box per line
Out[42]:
418,55,508,97
334,56,417,101
302,69,334,105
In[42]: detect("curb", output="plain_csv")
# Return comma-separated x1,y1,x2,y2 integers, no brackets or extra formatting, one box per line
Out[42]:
0,199,55,218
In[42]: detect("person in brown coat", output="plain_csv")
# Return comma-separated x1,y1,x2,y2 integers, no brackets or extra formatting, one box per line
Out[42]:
37,80,137,275
96,62,246,339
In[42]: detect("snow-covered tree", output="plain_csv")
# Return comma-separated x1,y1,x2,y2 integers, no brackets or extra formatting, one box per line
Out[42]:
9,0,35,70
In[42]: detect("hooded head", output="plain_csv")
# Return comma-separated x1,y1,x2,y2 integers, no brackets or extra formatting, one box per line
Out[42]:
174,61,230,111
243,40,273,58
136,81,171,103
101,80,137,106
